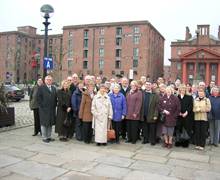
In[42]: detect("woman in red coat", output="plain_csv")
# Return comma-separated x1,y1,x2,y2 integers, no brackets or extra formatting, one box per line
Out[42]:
126,80,143,144
158,86,180,148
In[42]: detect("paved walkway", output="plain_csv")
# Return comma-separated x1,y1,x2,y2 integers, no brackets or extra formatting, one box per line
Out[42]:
1,100,220,179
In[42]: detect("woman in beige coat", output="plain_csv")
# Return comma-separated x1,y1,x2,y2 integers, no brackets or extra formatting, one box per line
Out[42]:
193,88,211,150
91,84,113,146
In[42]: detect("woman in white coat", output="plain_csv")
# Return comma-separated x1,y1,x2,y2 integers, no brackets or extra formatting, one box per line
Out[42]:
92,84,113,146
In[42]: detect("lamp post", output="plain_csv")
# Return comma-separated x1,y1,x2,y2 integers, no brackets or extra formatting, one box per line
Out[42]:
195,29,200,84
40,4,54,79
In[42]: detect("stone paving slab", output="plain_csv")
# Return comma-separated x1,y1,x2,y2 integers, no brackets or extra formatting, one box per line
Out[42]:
137,146,171,157
130,160,171,176
0,154,22,168
0,173,37,180
167,159,209,170
95,155,135,168
123,170,180,180
133,153,168,164
88,164,130,179
62,160,98,172
194,170,220,180
0,169,12,178
98,148,135,158
169,166,196,180
29,153,70,166
6,160,68,180
169,151,210,163
0,147,37,159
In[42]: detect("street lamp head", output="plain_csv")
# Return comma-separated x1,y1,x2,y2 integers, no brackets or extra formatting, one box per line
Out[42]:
40,4,54,18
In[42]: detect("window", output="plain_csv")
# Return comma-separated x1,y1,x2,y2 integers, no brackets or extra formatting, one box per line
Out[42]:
116,27,122,36
99,59,104,69
116,49,122,57
83,50,88,58
68,39,73,58
133,26,140,33
177,62,181,70
38,40,41,44
133,48,139,57
83,61,88,69
99,48,104,57
116,37,122,46
68,60,73,68
188,63,194,70
100,28,104,35
115,60,121,69
84,30,89,38
99,38,104,46
49,39,53,45
133,36,140,44
84,39,88,48
69,31,73,37
133,58,138,68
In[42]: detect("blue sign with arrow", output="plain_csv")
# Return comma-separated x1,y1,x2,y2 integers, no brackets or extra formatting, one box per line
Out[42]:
43,57,53,70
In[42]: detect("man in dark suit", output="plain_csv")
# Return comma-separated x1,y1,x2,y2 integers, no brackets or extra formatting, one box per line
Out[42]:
37,75,57,143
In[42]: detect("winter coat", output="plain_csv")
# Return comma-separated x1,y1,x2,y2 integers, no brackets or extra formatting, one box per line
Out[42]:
79,91,94,122
140,92,159,123
209,96,220,120
55,89,71,134
109,92,127,122
158,94,180,127
37,85,57,127
91,92,113,143
29,85,40,110
71,88,82,117
126,89,143,120
193,97,211,121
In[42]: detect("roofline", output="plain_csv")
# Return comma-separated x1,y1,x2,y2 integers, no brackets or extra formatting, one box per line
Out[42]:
17,26,37,29
63,20,165,40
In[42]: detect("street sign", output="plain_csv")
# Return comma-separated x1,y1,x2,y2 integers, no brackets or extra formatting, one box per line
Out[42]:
43,57,53,70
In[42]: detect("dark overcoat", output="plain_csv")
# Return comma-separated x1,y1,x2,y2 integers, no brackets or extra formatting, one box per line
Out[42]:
140,92,159,123
55,89,71,134
158,94,180,127
37,85,57,127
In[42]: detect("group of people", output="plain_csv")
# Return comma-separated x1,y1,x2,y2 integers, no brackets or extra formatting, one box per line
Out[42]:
29,74,220,150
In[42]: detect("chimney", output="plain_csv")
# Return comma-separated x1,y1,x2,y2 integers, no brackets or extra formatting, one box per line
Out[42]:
185,26,191,41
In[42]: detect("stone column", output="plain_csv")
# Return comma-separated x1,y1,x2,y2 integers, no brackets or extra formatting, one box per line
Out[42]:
182,62,187,84
205,62,210,85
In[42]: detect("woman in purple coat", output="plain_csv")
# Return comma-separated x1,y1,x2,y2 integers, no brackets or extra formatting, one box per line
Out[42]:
158,86,180,148
126,80,143,144
109,84,127,143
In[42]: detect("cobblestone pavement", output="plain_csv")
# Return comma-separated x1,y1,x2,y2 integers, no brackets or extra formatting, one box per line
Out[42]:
0,96,33,133
1,100,220,179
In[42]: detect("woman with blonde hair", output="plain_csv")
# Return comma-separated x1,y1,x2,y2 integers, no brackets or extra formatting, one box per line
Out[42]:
193,88,211,150
158,86,180,148
55,80,72,141
175,84,193,147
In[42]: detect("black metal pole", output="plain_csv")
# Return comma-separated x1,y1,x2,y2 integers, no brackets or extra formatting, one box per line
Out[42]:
43,13,50,79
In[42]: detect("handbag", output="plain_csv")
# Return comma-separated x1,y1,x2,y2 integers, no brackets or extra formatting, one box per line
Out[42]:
107,120,116,141
63,113,72,127
158,112,166,124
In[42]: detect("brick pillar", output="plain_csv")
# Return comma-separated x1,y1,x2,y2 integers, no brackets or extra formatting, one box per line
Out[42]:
182,62,187,84
205,62,210,85
194,62,197,81
218,63,220,86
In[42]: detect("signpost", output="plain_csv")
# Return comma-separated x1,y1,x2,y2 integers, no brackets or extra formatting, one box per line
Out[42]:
43,57,53,70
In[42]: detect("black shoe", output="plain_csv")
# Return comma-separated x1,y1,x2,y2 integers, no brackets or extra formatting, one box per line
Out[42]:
59,138,68,142
48,138,55,142
96,143,101,146
42,139,50,143
32,133,38,136
151,143,156,146
125,140,131,143
142,139,149,144
132,141,136,144
102,143,107,146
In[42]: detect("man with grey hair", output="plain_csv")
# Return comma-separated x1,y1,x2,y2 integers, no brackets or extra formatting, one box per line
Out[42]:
37,75,57,143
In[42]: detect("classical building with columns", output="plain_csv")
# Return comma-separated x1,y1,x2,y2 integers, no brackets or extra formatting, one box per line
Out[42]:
169,24,220,85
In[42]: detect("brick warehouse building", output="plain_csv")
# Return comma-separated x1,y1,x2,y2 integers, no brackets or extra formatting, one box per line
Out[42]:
62,21,164,80
0,26,62,83
0,21,164,83
170,25,220,85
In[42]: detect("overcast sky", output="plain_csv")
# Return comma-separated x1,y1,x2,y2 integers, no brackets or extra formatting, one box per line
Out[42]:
1,0,220,65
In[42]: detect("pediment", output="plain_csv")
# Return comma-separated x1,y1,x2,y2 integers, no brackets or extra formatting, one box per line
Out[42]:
180,48,220,59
